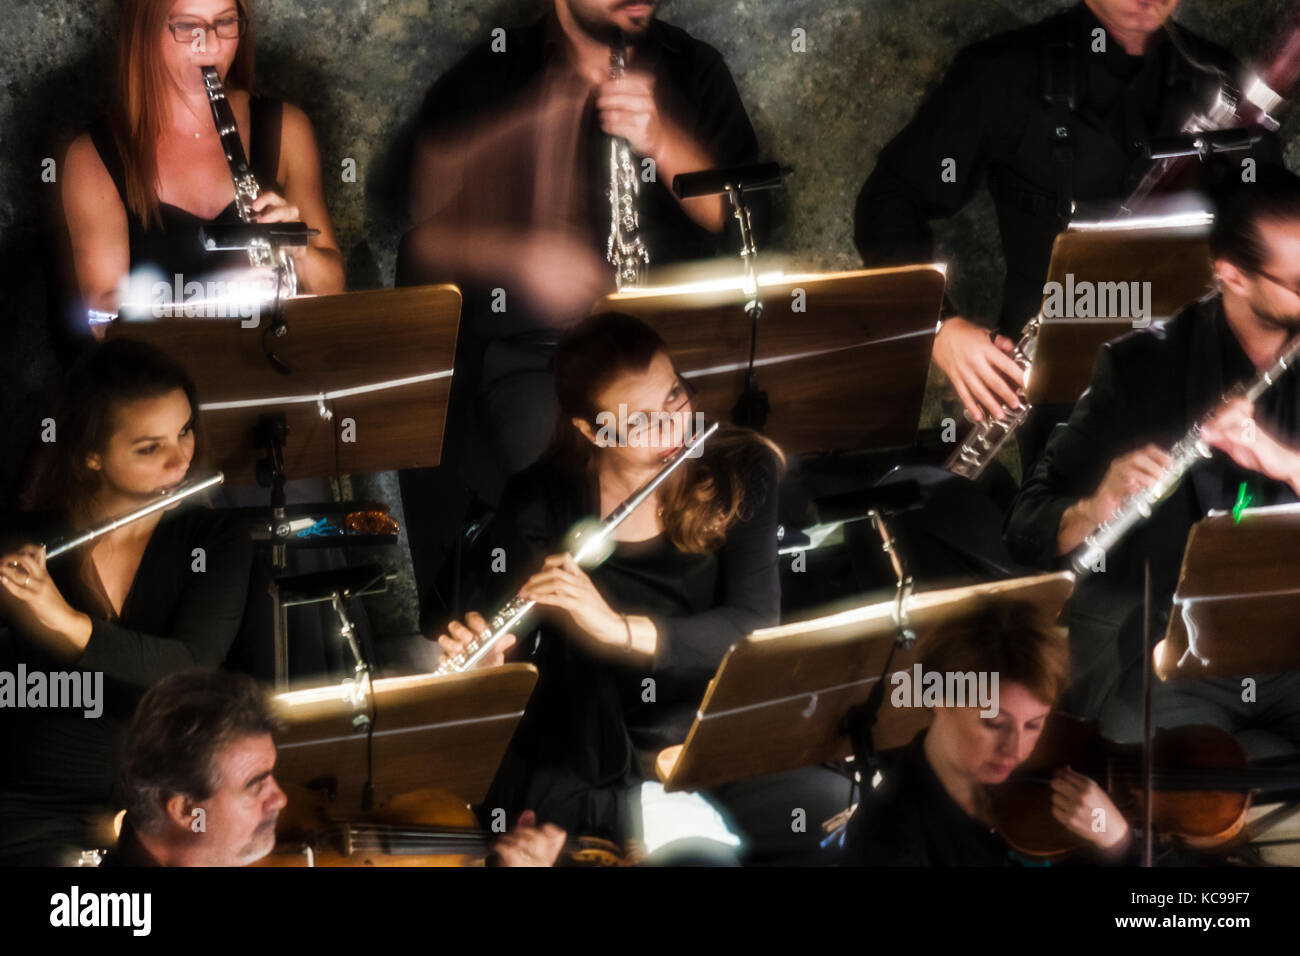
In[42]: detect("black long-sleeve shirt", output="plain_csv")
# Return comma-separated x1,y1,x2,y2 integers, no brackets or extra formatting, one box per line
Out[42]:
854,2,1282,336
0,505,253,863
468,441,781,838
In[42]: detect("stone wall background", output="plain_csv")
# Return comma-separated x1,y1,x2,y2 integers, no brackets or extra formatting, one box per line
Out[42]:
2,0,1296,644
3,1,1297,309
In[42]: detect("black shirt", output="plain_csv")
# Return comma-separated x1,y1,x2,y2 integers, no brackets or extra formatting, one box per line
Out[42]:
847,731,1016,866
88,98,283,285
853,2,1282,336
406,12,766,340
471,441,781,838
847,729,1139,866
98,817,160,868
0,505,253,863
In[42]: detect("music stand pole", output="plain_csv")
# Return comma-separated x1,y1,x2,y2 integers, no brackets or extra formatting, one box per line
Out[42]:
725,182,770,431
254,414,293,686
839,511,916,815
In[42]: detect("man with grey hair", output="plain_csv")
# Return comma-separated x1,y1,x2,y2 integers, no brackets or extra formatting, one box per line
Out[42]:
105,670,287,867
106,670,567,867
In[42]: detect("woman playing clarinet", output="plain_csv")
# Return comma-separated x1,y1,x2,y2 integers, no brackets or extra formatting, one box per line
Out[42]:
59,0,343,326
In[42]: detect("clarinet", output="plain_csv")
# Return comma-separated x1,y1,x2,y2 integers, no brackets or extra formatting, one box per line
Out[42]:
200,66,298,294
435,421,719,675
606,40,650,291
43,473,224,560
1073,335,1300,576
944,315,1039,479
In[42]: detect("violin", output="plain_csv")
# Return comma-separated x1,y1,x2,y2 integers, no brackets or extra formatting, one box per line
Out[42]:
256,785,633,867
989,712,1300,860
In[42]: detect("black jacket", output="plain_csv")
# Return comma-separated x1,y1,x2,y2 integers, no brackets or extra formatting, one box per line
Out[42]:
1006,295,1300,714
854,2,1282,335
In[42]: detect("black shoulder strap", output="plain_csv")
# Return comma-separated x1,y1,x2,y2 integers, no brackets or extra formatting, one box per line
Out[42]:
249,97,283,189
1041,21,1078,223
87,121,130,207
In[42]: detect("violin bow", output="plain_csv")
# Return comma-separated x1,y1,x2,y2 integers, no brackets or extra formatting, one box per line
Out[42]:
1141,562,1154,867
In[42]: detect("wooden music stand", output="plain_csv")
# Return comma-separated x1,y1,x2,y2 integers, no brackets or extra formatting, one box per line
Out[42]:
106,285,462,484
271,663,537,810
108,285,462,686
1029,212,1213,405
655,572,1074,792
596,264,945,454
1156,503,1300,680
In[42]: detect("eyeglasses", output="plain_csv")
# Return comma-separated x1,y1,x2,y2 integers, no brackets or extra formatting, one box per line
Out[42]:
167,13,247,43
618,377,697,447
1253,266,1300,298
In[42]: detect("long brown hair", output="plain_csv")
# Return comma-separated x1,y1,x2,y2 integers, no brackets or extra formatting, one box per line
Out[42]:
111,0,256,228
22,337,206,525
551,313,784,554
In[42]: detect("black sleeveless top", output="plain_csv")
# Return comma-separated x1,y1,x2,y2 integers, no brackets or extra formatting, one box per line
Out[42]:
88,97,284,281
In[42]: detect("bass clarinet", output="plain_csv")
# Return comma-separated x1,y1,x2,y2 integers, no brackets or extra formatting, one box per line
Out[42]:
44,473,225,560
436,421,719,675
1073,335,1300,576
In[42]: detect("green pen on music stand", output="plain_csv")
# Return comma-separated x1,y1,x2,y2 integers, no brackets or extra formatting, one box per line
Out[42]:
1232,482,1253,524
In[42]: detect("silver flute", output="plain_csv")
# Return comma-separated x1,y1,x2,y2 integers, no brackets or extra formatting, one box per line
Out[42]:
435,422,720,675
606,40,650,290
1073,335,1300,575
43,473,225,560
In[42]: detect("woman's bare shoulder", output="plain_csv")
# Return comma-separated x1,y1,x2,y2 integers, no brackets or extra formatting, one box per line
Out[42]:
63,132,118,201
